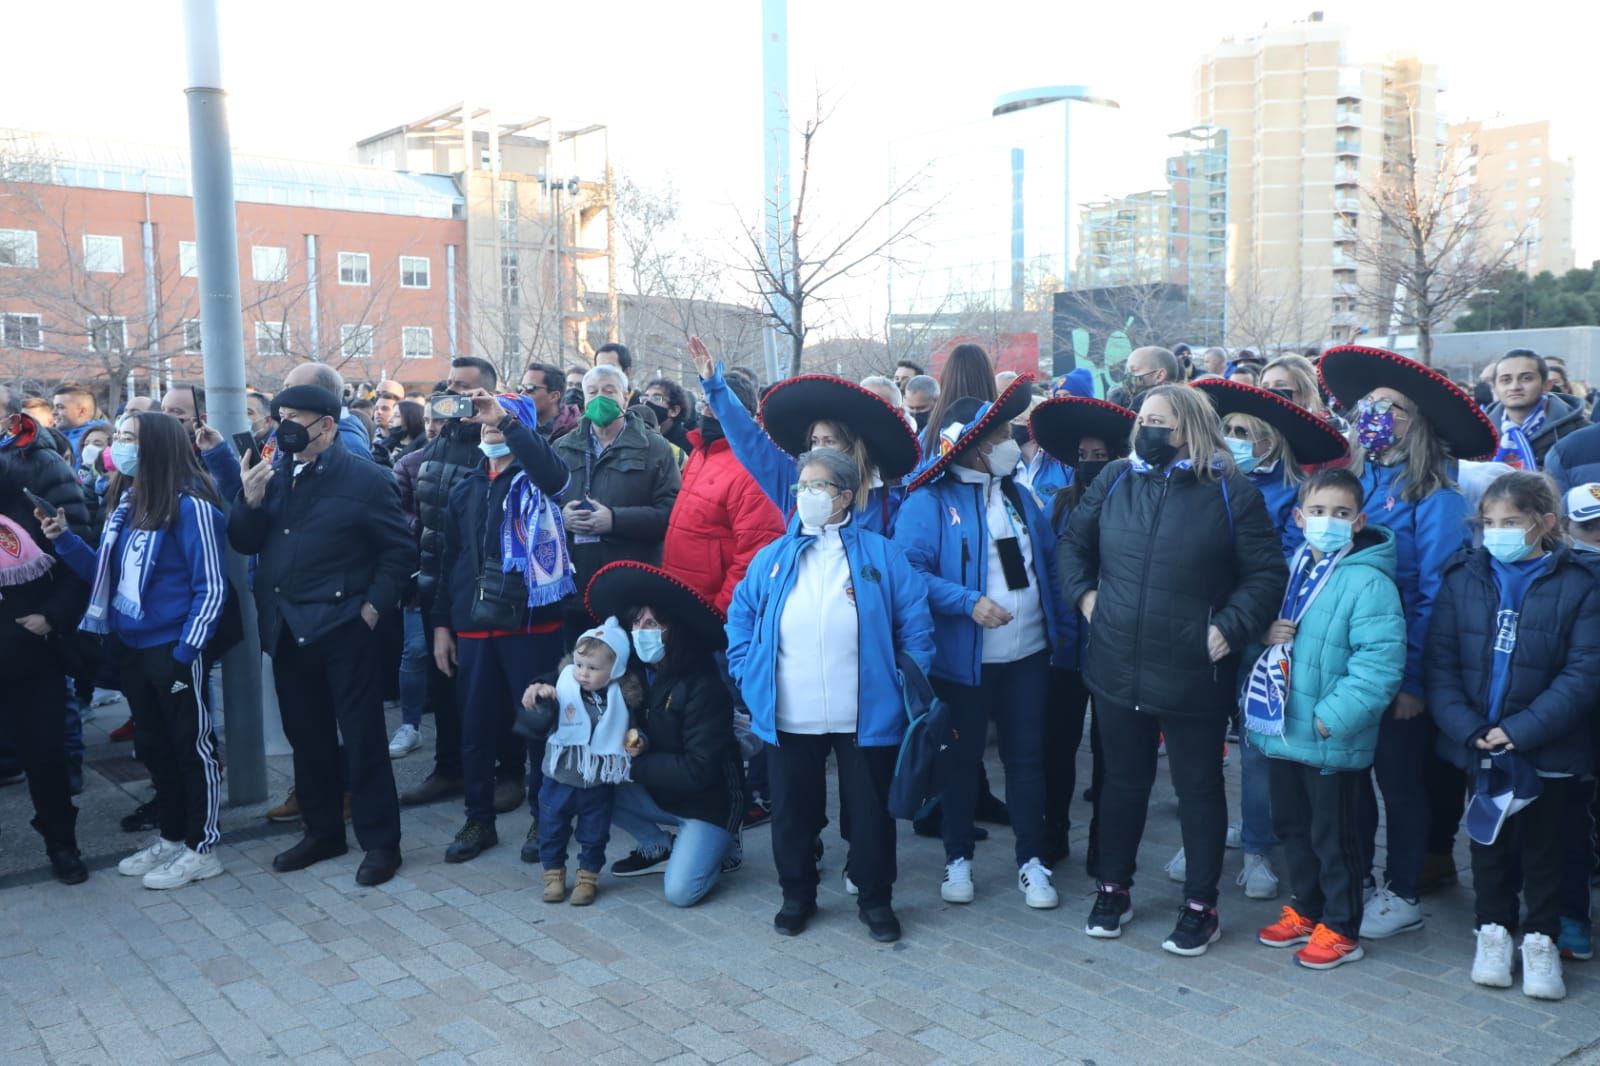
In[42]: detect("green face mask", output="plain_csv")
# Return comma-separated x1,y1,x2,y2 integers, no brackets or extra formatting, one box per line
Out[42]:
584,395,622,427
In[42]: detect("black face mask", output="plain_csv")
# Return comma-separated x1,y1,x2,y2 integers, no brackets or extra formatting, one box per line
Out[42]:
1010,424,1032,447
645,401,672,428
275,418,324,455
1267,387,1296,403
1133,425,1178,467
911,408,930,431
699,418,724,445
1074,459,1109,487
562,387,584,409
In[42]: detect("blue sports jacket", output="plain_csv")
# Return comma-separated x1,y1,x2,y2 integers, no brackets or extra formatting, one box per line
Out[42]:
1250,468,1304,557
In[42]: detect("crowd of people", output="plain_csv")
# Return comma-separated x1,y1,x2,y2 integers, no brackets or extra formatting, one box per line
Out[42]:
2,336,1599,1004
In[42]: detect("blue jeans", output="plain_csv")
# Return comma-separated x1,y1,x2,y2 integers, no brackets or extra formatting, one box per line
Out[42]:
611,782,733,907
399,608,428,728
538,779,614,872
1359,710,1434,899
457,630,560,825
1238,734,1276,854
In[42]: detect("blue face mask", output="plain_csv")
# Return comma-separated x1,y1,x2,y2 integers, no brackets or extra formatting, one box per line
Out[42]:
1573,539,1600,554
110,442,139,476
1303,514,1354,554
632,627,666,664
1226,436,1260,473
1483,527,1535,563
478,440,511,460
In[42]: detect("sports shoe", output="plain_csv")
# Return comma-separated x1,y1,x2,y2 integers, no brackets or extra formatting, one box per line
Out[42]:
143,847,223,890
109,717,136,742
387,724,421,759
1162,900,1221,957
1295,924,1364,970
858,904,901,943
1471,923,1515,988
1085,883,1132,938
1258,905,1316,948
520,820,540,863
1164,847,1186,883
1017,858,1059,909
774,899,816,936
1237,852,1279,900
265,787,301,823
842,870,858,896
1558,916,1594,961
612,841,672,877
48,845,89,886
940,857,974,904
444,819,498,864
118,837,183,877
1521,932,1566,1000
1225,823,1243,849
742,798,772,829
1360,884,1424,939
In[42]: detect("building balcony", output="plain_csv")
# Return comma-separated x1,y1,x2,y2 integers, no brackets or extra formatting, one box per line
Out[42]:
1336,109,1360,127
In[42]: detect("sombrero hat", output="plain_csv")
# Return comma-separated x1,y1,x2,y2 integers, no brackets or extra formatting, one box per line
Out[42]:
585,562,727,651
1318,345,1498,460
1029,396,1135,465
1191,378,1349,465
758,375,921,481
907,374,1035,492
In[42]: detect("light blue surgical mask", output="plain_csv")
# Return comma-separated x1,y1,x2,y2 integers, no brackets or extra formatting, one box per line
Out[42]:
109,441,139,476
632,627,666,664
1483,527,1535,563
478,440,511,460
1303,514,1354,555
1226,436,1260,474
1573,539,1600,554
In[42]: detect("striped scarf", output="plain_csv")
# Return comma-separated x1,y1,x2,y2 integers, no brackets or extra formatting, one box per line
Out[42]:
1494,397,1546,470
1242,543,1347,737
500,472,575,608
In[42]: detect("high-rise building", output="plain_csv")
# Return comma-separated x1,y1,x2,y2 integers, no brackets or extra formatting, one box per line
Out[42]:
1075,190,1170,288
1449,118,1575,275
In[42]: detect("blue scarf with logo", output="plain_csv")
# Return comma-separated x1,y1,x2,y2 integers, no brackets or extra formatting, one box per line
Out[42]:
1243,542,1347,736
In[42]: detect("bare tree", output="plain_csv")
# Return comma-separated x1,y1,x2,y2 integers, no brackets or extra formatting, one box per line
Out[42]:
1223,268,1319,356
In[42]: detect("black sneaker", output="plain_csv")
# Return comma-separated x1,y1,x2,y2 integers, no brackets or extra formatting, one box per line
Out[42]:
1162,899,1221,956
48,846,89,886
612,841,672,877
444,819,498,864
859,905,902,943
120,799,160,833
975,789,1011,826
773,899,816,936
743,799,772,829
1085,883,1133,938
521,820,540,864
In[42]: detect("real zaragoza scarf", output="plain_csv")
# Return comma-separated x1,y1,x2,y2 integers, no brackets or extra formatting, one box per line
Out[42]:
1494,396,1546,470
500,471,575,608
1242,542,1348,737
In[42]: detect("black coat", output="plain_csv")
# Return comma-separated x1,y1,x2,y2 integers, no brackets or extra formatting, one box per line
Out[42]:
0,488,89,681
0,418,93,541
227,436,415,647
414,421,483,614
632,662,742,833
1427,547,1600,776
1059,459,1287,716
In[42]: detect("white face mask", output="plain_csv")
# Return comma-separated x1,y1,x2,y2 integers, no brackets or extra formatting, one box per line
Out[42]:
986,439,1022,476
80,444,102,469
796,487,837,529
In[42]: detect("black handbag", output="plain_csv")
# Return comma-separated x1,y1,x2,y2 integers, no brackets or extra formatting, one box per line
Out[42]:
468,563,525,630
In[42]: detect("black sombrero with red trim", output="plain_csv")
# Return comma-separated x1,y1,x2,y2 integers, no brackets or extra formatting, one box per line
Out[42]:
1191,378,1349,465
906,373,1035,492
758,374,921,481
585,561,727,651
1318,345,1499,460
1028,396,1135,465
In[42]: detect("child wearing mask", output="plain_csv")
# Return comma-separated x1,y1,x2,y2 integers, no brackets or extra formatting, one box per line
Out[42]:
1556,485,1600,962
1428,472,1600,1001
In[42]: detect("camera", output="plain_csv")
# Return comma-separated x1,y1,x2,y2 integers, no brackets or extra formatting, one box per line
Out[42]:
429,393,475,420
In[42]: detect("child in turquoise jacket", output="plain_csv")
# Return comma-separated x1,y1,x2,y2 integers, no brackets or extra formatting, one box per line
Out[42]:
1245,468,1406,970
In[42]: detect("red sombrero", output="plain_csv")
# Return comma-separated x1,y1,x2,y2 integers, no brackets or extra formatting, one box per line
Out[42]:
1191,378,1349,465
1029,396,1135,465
758,375,921,481
907,374,1035,492
585,562,727,651
1318,345,1499,460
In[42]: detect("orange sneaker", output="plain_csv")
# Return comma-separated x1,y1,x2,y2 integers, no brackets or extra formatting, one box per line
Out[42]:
1295,924,1364,969
1258,905,1316,947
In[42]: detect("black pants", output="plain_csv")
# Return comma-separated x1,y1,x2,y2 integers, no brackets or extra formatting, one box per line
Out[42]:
1425,752,1466,856
1268,759,1366,939
1043,667,1092,856
274,619,401,851
377,603,403,702
1472,775,1576,939
768,732,897,908
422,605,462,779
114,640,222,853
1095,701,1229,905
2,667,77,849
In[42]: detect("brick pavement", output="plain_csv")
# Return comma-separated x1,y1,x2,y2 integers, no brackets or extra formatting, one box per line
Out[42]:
2,704,1599,1064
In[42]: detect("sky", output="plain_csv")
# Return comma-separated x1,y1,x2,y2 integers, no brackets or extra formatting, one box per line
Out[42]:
3,0,1592,340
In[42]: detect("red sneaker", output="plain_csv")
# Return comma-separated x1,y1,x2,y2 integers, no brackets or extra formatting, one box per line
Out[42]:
1295,924,1364,969
1258,904,1316,948
109,718,136,742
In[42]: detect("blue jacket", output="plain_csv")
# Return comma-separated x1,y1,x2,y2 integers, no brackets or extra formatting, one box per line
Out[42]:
1250,468,1304,557
893,468,1067,687
701,364,902,534
727,516,934,747
1544,421,1600,493
1355,461,1471,698
1247,527,1407,771
1041,493,1084,670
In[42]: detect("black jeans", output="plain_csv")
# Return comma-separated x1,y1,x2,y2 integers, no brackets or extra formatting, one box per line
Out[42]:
456,630,557,824
114,640,222,853
274,619,401,851
1359,710,1434,898
1043,667,1092,856
1095,701,1229,905
2,668,77,849
422,605,462,780
767,732,897,908
1472,775,1576,939
1268,758,1367,939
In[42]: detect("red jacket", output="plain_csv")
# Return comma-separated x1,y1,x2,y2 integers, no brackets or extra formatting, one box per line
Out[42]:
662,432,786,611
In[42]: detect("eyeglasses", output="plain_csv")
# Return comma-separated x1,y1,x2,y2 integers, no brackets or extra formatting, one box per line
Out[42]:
518,384,552,396
790,479,840,496
1357,398,1411,419
1223,425,1255,441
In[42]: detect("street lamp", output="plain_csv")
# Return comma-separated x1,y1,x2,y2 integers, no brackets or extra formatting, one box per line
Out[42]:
992,86,1120,287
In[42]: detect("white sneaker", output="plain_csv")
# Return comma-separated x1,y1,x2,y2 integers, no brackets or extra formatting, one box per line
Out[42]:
118,837,183,877
1360,884,1424,939
1225,823,1243,849
388,723,422,759
143,847,223,890
941,857,975,904
1165,847,1186,883
1472,923,1515,987
1237,852,1280,900
1520,932,1566,1000
843,871,858,896
1018,858,1059,909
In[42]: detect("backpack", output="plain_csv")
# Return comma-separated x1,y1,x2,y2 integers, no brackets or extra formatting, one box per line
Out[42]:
887,652,959,821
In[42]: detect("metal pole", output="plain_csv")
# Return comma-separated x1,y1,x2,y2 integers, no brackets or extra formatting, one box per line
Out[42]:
1062,105,1072,285
761,0,792,382
1010,148,1025,314
183,0,265,805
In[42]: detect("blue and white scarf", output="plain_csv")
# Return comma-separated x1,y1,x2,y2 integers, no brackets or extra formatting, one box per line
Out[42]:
81,501,162,634
1494,396,1546,471
1242,542,1348,736
501,473,575,608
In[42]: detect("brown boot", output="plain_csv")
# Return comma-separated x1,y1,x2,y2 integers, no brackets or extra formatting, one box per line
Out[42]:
570,868,600,906
265,787,300,823
542,866,567,903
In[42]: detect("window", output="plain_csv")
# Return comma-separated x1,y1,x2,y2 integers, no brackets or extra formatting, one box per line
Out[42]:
0,229,39,268
1529,156,1542,167
1504,179,1517,191
400,255,430,289
83,235,123,273
1505,140,1518,151
252,246,288,282
1531,136,1543,147
2,312,42,349
88,315,126,352
1505,159,1516,171
338,252,369,286
340,323,375,359
179,241,198,278
402,326,432,360
1529,176,1542,188
255,321,290,357
1528,197,1541,209
182,319,203,353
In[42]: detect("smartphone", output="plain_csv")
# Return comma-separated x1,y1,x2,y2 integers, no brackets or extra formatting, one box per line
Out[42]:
429,393,474,420
232,431,261,464
22,488,59,518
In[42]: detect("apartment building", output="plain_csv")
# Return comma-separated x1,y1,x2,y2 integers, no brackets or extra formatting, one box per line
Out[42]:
1450,118,1576,275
